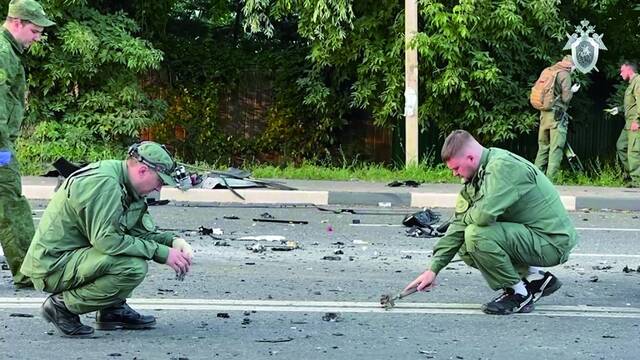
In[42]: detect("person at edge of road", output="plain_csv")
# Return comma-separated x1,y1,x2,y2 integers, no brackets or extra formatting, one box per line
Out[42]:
0,0,55,288
404,130,578,315
533,55,581,182
605,61,640,188
20,141,194,337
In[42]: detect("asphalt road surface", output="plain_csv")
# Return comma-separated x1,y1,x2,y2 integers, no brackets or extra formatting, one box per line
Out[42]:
1,201,639,359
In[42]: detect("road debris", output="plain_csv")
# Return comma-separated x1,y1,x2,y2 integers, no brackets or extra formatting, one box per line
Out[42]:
387,180,421,187
255,337,294,343
252,218,309,225
217,313,230,318
592,265,613,270
198,226,223,236
380,286,418,309
9,313,34,318
623,265,640,273
260,212,275,219
321,312,341,322
589,275,599,282
322,256,341,261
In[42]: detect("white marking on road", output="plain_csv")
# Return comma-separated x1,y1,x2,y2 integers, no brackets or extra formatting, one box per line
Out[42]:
570,253,640,258
32,209,45,213
576,227,640,232
400,250,640,259
1,298,639,319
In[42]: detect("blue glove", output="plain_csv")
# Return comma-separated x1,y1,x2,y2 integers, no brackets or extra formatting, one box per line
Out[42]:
0,151,11,166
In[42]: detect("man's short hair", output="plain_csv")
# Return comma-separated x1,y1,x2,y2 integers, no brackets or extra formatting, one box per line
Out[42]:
441,130,474,162
622,61,638,72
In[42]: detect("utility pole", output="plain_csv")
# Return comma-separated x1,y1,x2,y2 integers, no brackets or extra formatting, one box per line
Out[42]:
404,0,419,167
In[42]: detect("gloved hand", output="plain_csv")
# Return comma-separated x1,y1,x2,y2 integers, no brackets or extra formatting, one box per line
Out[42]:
0,151,11,166
165,247,191,275
571,83,581,93
172,237,193,259
605,107,619,116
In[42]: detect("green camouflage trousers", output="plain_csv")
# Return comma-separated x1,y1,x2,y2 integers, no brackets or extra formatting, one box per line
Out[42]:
31,247,148,314
458,223,574,290
534,110,568,181
0,151,34,287
616,128,640,186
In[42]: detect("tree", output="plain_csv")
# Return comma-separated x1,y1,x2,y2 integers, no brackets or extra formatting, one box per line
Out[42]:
6,0,166,173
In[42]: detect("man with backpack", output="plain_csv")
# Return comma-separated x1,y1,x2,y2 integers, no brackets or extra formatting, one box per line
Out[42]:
531,55,580,181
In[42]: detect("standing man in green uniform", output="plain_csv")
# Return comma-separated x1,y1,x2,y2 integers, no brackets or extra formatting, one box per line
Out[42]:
606,62,640,187
404,130,577,315
0,0,55,288
21,142,194,337
533,55,580,181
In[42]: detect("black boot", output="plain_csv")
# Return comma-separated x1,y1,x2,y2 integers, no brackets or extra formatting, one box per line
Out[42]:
41,294,94,337
95,302,156,330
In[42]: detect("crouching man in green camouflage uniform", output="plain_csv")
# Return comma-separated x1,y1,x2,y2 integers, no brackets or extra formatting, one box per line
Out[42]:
404,130,577,315
21,142,194,337
0,0,55,288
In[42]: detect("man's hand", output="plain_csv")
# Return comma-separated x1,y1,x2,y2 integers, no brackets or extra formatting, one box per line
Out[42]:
172,237,193,259
166,247,192,275
0,151,10,166
632,121,640,132
605,107,619,116
404,270,437,292
571,83,581,93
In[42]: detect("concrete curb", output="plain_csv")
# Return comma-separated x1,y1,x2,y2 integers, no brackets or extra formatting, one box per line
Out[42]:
21,176,640,211
21,183,583,211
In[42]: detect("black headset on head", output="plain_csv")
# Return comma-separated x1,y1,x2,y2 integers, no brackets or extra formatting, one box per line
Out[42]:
127,142,176,175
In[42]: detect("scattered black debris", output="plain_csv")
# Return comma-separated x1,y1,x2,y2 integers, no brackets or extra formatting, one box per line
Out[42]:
322,256,341,261
352,219,361,224
198,226,214,235
622,265,640,273
252,218,308,225
247,244,266,253
592,265,613,270
255,337,294,343
157,288,175,293
602,335,616,339
241,318,251,325
214,241,230,246
332,241,345,246
332,333,344,336
245,262,256,265
387,180,421,187
223,215,240,220
147,199,171,206
401,255,412,259
9,313,33,318
321,312,341,322
107,353,122,357
217,313,230,319
406,225,443,238
260,212,275,219
334,250,344,255
403,209,440,227
589,275,599,282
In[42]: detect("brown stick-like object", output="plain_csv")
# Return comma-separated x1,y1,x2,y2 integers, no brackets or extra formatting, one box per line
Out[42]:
380,286,419,309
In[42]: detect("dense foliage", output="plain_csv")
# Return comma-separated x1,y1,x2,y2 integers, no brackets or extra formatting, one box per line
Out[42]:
8,0,640,173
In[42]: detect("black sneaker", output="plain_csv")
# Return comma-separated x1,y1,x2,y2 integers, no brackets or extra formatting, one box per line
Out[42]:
482,288,534,315
526,272,562,302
